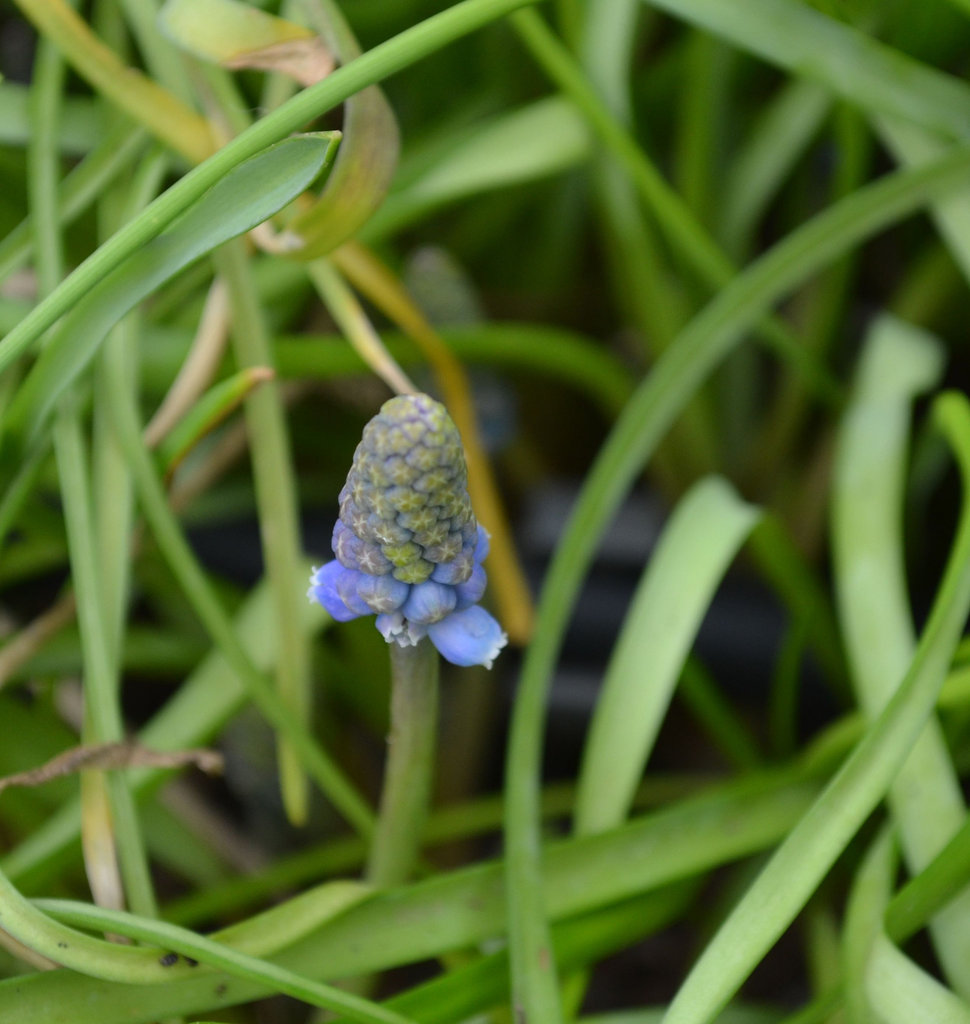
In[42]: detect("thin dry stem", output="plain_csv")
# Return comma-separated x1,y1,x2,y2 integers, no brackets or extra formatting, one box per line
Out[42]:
309,259,418,396
144,277,231,447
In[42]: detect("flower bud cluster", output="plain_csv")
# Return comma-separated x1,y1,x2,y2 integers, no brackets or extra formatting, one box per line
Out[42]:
308,394,506,668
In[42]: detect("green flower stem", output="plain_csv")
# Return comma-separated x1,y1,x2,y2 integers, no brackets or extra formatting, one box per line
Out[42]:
101,348,375,840
0,0,541,379
366,639,440,888
216,240,313,826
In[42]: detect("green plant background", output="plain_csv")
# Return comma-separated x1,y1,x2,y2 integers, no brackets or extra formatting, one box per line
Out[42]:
3,1,970,1022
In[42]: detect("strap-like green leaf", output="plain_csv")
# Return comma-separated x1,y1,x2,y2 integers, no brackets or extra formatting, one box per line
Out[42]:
4,133,338,449
575,476,760,836
638,0,970,142
661,392,970,1024
832,315,970,996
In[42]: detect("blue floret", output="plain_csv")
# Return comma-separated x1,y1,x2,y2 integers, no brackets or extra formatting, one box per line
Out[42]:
308,523,507,668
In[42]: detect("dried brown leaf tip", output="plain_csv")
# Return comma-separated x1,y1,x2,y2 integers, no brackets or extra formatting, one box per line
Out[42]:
0,742,223,795
224,38,335,87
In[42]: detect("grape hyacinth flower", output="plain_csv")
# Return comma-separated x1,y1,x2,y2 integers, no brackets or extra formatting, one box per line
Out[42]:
308,393,507,669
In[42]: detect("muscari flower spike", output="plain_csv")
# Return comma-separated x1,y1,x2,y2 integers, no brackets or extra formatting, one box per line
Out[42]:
308,393,507,669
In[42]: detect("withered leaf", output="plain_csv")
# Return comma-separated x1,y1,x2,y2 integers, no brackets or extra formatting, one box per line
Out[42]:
0,742,223,794
224,38,334,87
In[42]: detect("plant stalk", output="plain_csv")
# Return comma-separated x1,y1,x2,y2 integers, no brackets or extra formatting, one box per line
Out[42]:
366,640,439,888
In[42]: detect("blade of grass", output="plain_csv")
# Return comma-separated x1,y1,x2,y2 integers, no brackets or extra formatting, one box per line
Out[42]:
660,390,970,1024
0,770,820,1023
578,0,687,364
674,30,731,228
866,933,970,1024
577,0,710,488
100,349,375,839
842,827,895,1024
746,103,872,487
832,314,970,995
282,0,401,257
4,132,339,454
156,367,275,475
117,0,197,108
217,240,314,826
503,145,970,1024
2,570,327,890
307,259,417,395
720,79,831,256
637,0,970,142
143,321,636,420
359,97,591,241
583,1012,781,1024
34,901,418,1024
509,7,842,408
0,121,149,287
845,829,970,1024
325,889,696,1024
0,81,102,152
575,477,761,835
0,0,542,380
29,19,158,923
12,0,214,163
885,812,970,946
679,658,763,772
53,411,157,916
877,116,970,288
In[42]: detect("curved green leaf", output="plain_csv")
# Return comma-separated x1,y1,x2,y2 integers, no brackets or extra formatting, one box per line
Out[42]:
0,0,542,380
5,133,339,450
638,0,970,142
832,314,970,994
0,771,818,1023
661,392,970,1024
504,140,970,1024
362,97,591,240
575,476,761,836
